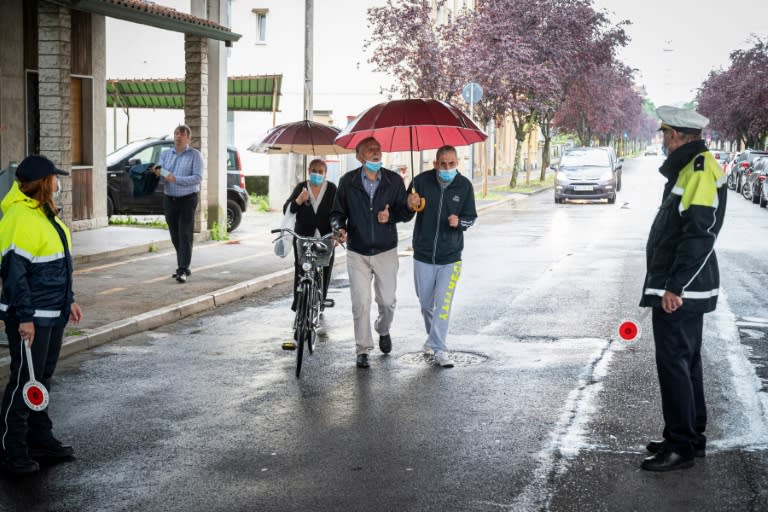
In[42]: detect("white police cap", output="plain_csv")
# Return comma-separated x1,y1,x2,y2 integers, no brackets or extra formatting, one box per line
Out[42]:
657,105,709,134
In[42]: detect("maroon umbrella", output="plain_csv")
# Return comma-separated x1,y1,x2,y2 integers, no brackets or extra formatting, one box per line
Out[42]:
248,120,353,155
334,98,487,152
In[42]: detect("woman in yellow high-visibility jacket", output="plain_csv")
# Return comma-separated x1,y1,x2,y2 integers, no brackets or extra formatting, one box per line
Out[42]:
0,155,83,475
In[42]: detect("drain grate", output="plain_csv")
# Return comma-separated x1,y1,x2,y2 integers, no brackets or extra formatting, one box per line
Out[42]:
399,351,488,367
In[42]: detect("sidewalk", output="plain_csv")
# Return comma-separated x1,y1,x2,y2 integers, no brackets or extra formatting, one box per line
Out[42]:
0,173,549,377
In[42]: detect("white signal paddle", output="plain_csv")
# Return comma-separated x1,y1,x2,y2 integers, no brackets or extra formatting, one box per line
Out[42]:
22,339,49,411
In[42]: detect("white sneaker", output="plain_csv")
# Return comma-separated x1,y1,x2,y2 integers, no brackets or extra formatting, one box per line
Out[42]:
422,342,434,355
434,351,454,368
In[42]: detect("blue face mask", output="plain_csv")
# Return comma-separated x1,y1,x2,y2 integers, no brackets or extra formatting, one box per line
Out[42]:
365,160,382,172
438,169,458,182
309,173,324,186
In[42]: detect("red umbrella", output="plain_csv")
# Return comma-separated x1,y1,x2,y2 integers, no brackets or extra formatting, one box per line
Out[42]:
248,120,353,156
334,98,487,152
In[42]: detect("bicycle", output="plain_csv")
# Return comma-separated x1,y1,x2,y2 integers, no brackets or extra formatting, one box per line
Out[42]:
271,228,336,377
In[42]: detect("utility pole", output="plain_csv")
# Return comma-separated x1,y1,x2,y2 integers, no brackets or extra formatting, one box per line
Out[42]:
301,0,314,180
304,0,313,123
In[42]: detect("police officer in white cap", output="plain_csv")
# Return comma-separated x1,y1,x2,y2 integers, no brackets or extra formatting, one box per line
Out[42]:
639,106,727,471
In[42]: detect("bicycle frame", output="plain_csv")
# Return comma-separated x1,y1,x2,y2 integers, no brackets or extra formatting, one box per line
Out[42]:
271,228,335,377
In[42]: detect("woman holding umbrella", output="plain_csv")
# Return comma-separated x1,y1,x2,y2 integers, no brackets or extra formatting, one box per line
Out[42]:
282,159,337,335
0,155,83,474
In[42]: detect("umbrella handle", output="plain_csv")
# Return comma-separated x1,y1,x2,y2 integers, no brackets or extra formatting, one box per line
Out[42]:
414,198,426,212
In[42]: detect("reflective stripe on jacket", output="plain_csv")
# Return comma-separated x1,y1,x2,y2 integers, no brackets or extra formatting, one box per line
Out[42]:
640,140,727,313
0,182,74,325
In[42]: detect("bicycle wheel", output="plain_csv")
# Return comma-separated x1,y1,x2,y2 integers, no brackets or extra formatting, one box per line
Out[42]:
294,281,311,377
307,270,322,354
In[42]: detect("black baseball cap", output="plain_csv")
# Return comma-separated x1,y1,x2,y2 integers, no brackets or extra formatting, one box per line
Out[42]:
15,155,69,183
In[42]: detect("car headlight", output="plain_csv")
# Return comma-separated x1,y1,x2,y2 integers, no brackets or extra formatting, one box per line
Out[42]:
600,170,614,181
556,172,568,185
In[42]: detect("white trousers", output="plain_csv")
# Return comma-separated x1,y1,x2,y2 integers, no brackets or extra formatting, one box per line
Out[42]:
346,248,399,355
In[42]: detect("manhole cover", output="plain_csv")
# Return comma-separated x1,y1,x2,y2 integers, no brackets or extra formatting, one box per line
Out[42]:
399,351,488,367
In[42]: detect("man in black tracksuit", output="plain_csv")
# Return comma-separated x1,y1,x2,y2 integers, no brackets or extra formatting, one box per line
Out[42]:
407,145,477,368
330,137,414,368
639,106,727,472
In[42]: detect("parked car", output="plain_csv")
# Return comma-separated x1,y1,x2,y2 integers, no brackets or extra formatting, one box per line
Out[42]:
106,137,248,231
729,150,768,195
741,156,768,204
553,146,623,204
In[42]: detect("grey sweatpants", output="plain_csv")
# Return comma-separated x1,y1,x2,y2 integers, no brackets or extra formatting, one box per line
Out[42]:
413,259,462,353
346,248,399,355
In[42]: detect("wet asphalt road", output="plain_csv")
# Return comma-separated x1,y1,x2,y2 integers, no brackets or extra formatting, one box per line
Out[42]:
2,156,768,511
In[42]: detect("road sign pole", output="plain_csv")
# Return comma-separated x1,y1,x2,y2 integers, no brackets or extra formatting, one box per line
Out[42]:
470,88,475,180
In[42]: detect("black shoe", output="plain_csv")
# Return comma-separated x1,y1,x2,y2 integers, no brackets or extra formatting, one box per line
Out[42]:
646,440,705,458
356,354,370,368
176,273,187,283
28,438,75,460
641,449,694,472
379,334,392,354
1,452,40,474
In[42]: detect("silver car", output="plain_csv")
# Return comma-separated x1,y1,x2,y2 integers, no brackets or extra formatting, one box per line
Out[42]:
553,147,622,204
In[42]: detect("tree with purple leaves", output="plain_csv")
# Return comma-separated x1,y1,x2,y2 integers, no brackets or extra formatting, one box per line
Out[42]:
366,0,644,187
366,0,465,101
698,38,768,149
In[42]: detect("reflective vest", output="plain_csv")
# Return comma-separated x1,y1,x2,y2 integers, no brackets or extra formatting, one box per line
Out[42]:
0,182,74,325
641,146,727,313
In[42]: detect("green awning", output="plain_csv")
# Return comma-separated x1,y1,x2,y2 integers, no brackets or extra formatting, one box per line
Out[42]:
107,75,282,112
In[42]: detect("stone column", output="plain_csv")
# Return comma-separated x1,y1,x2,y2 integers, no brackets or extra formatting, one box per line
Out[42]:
38,1,72,224
204,0,228,236
185,34,208,234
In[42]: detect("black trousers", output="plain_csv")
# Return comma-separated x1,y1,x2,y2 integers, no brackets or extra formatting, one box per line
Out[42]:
652,307,707,457
1,320,64,457
291,239,335,312
163,193,199,274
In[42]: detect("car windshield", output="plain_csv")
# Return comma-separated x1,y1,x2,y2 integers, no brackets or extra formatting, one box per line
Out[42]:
107,139,157,167
560,150,610,167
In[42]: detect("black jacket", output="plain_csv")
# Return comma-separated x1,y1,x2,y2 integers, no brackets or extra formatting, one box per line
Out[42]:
283,181,337,237
408,170,477,265
330,167,414,255
640,140,727,313
0,183,75,327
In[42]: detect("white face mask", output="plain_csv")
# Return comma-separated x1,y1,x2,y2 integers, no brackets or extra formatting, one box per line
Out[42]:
52,177,61,203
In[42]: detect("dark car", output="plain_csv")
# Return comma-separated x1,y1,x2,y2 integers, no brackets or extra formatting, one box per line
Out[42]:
729,150,768,195
553,146,623,204
106,137,248,231
742,156,768,204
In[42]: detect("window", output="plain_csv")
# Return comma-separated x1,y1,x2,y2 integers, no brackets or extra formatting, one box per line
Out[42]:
253,9,268,43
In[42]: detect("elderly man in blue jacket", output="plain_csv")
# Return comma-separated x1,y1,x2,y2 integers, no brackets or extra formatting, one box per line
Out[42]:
330,137,415,368
407,145,477,368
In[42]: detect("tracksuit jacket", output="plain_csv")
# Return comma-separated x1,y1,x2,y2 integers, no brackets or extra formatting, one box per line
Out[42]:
408,170,477,265
330,167,413,255
0,182,74,326
640,140,727,313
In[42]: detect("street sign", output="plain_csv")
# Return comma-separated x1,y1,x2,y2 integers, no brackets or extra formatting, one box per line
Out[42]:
462,82,483,105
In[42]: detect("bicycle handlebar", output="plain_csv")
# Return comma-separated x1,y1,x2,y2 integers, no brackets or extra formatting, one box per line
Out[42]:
270,228,336,243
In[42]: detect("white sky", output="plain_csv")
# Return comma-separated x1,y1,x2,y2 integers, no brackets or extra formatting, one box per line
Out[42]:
593,0,768,107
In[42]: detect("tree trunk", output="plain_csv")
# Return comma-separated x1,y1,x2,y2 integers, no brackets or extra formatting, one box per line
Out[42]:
509,135,526,188
541,136,551,181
